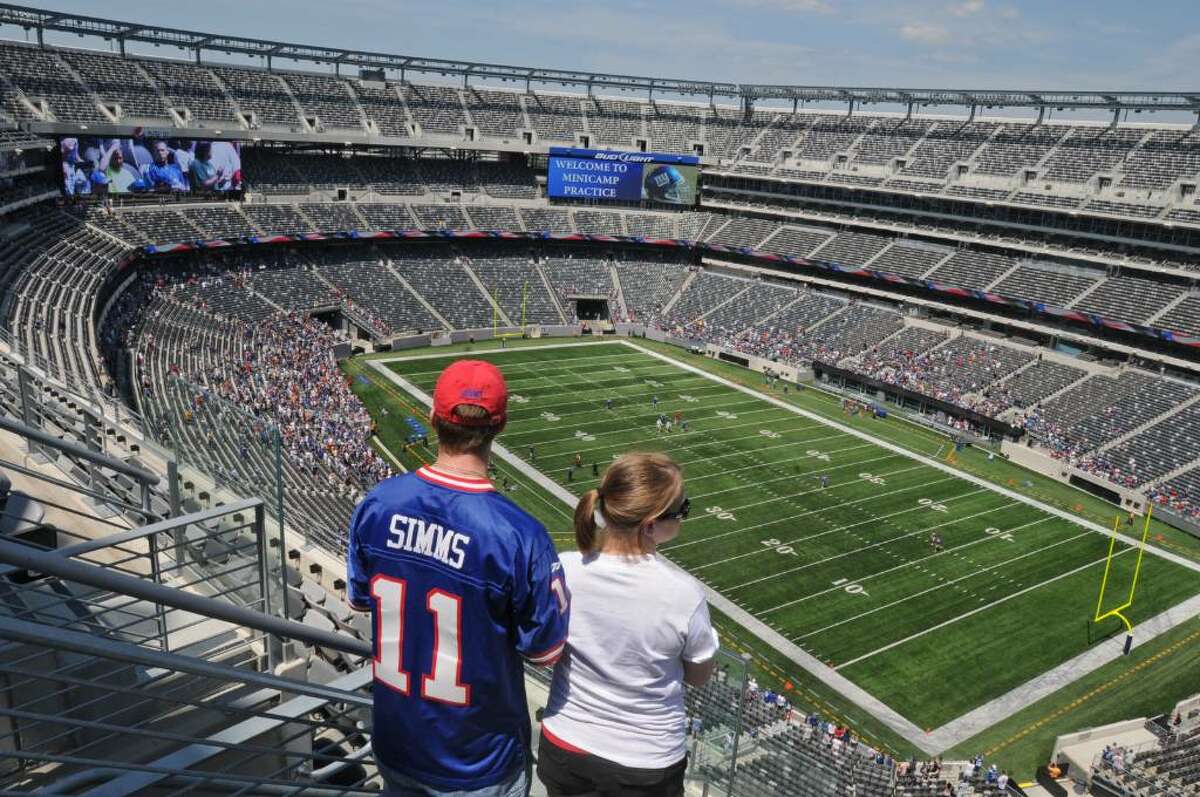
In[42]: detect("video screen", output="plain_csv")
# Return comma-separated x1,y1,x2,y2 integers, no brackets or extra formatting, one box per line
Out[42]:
60,137,242,197
547,147,699,206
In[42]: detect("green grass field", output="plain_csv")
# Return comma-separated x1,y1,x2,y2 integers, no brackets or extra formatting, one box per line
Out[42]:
346,338,1200,762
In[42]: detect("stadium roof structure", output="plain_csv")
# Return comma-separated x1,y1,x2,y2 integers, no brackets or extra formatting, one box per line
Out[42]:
2,2,1198,117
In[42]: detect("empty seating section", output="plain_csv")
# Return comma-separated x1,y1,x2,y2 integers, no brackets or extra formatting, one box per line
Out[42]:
700,280,797,340
1033,372,1194,456
927,250,1017,290
281,72,364,131
248,266,337,310
1086,199,1163,219
1042,127,1145,182
1157,295,1200,335
59,49,166,119
973,124,1069,176
868,243,949,278
130,210,203,243
542,256,613,298
586,97,644,148
241,204,314,236
354,82,410,137
525,93,584,142
465,205,521,231
808,304,902,364
400,254,494,329
1073,274,1184,323
992,264,1099,307
709,217,778,248
520,207,573,234
419,160,480,193
140,59,233,122
751,115,807,163
299,203,366,231
678,212,712,242
410,204,469,230
704,109,772,161
467,89,525,138
85,208,148,244
647,103,702,153
0,44,103,123
1119,130,1200,190
175,272,277,322
573,210,624,235
899,122,996,179
1011,191,1082,210
1091,402,1200,487
468,258,562,325
318,256,440,332
357,203,418,230
477,162,538,198
852,120,932,165
211,66,298,127
794,117,870,162
181,206,258,239
615,259,690,322
665,271,742,326
761,226,835,257
365,159,426,195
240,150,310,193
623,212,676,239
998,360,1086,409
810,231,892,266
403,83,466,135
946,185,1012,200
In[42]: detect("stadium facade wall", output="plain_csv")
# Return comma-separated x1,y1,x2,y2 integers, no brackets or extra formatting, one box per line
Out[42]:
1002,440,1158,516
704,344,811,384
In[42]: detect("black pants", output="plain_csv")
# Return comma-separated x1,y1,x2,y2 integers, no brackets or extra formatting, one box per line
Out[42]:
536,731,686,797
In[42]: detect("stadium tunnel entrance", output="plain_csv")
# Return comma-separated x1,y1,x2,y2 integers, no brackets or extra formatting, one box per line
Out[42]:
571,296,610,321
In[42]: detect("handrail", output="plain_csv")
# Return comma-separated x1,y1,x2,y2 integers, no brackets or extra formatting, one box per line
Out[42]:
0,538,370,657
0,414,159,486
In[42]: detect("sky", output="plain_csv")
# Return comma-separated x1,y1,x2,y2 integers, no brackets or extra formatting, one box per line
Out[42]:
13,0,1200,119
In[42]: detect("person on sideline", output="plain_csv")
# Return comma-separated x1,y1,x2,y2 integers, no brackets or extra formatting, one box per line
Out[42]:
538,452,718,796
347,359,570,796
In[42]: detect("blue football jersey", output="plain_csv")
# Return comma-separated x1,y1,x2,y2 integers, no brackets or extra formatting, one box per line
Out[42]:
347,465,570,791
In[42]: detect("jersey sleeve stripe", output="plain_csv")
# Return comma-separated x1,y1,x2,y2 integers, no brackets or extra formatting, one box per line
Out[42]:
525,641,566,665
416,466,496,493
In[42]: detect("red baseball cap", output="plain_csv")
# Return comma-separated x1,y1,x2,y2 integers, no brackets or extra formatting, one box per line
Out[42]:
432,360,508,427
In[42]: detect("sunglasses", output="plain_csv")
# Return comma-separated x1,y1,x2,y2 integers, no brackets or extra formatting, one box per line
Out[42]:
658,496,691,521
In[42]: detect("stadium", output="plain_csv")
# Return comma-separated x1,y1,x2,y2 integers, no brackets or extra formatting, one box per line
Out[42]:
0,2,1198,794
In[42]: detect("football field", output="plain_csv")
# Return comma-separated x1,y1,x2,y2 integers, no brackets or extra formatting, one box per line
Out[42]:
364,339,1200,747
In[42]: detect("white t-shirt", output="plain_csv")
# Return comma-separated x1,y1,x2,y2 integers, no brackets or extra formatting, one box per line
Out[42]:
542,550,719,768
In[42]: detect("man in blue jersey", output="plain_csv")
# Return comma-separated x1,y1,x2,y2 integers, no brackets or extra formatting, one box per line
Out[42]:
348,360,570,796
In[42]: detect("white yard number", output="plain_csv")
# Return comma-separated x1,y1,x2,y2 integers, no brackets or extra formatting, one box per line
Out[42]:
540,411,561,422
760,429,781,439
574,430,596,442
613,366,630,373
919,498,949,513
510,394,530,404
645,379,664,388
859,472,886,485
705,505,737,521
371,577,469,705
833,578,869,597
806,449,830,462
679,394,699,403
985,526,1015,542
761,538,798,556
716,410,739,420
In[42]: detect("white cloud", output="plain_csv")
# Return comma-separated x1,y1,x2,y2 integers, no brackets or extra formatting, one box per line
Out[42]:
899,22,952,44
948,0,985,16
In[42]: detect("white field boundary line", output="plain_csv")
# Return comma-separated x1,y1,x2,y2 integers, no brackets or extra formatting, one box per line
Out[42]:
371,435,407,473
621,341,1200,576
834,549,1132,671
372,353,933,750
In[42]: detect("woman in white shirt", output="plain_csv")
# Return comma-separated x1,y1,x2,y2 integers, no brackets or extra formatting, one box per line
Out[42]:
538,452,719,796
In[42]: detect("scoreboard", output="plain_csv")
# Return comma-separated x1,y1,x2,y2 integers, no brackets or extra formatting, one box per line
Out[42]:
547,147,699,206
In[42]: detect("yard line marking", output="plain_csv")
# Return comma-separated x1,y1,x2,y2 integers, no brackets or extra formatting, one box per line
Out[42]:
833,549,1131,671
622,340,1200,576
668,472,957,551
504,396,782,439
798,520,1076,636
375,340,629,366
688,486,991,571
735,500,1030,596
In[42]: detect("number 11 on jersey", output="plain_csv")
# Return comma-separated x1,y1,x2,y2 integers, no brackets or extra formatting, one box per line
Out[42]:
371,575,470,706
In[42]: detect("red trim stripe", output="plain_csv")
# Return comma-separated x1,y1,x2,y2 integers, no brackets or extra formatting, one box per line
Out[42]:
526,640,565,666
542,726,589,755
416,466,494,493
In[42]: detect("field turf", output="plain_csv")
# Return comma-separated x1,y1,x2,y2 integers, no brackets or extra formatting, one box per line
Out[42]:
358,339,1200,738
